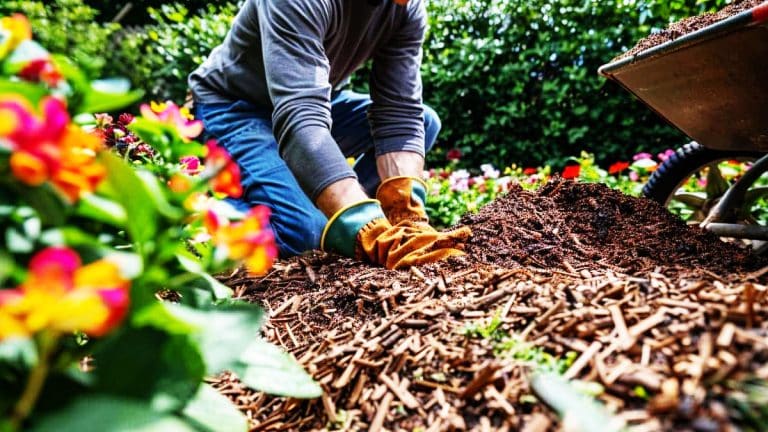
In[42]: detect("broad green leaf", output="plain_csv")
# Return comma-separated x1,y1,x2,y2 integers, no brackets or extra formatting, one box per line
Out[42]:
133,303,196,336
135,170,184,220
236,338,322,399
91,327,205,412
75,193,127,227
79,88,144,115
530,373,624,432
182,384,248,432
0,79,47,106
176,254,233,301
6,228,33,253
7,183,67,227
29,396,197,432
165,303,263,374
101,153,158,246
0,338,37,368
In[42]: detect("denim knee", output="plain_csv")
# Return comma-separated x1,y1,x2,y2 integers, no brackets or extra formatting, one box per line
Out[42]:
423,105,442,153
270,208,326,258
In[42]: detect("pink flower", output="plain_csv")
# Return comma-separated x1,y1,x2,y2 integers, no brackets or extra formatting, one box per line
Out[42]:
657,149,675,162
139,101,203,141
179,156,202,175
633,152,653,161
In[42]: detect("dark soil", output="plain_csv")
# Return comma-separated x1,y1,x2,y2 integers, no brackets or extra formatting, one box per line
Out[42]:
618,0,765,60
214,180,768,431
464,180,760,274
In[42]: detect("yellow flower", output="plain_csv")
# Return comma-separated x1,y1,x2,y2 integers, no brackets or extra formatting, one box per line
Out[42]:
0,248,130,340
0,14,32,60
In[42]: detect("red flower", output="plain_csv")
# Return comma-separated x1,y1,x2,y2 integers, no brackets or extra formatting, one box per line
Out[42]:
205,140,243,198
446,148,462,162
561,165,581,180
608,161,630,175
523,167,537,175
18,59,63,87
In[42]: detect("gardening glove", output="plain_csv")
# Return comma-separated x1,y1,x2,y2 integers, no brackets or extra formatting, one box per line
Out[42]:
321,199,471,270
376,176,430,225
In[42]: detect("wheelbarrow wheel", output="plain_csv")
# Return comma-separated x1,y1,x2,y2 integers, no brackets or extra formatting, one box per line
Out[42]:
643,142,768,251
643,142,765,205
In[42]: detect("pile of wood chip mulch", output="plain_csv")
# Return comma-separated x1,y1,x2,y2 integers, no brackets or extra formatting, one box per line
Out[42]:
213,180,768,431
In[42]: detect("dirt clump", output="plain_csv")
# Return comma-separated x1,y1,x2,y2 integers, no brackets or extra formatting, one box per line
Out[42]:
617,0,765,60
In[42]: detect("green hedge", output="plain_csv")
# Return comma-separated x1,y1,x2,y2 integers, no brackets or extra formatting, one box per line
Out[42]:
83,0,215,25
417,0,732,168
9,0,733,167
0,0,118,79
106,3,238,103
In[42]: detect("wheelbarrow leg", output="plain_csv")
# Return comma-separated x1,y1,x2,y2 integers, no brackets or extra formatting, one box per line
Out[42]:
702,153,768,226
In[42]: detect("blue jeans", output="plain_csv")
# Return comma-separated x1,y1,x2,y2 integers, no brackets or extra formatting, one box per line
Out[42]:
195,90,441,258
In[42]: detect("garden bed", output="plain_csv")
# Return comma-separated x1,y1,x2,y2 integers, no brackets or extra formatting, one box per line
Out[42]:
214,180,768,431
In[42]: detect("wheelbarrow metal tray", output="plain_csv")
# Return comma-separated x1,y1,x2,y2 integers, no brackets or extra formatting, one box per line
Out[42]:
599,2,768,152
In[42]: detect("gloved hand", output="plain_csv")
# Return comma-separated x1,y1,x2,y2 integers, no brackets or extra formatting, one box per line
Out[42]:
321,200,471,269
376,176,430,225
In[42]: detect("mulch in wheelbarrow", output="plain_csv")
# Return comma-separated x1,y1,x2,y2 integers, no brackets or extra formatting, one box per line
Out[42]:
213,179,768,431
618,0,765,60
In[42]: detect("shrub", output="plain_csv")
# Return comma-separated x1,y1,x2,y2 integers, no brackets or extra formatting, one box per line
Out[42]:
0,15,318,431
0,0,118,79
84,0,215,25
417,0,733,170
107,3,237,103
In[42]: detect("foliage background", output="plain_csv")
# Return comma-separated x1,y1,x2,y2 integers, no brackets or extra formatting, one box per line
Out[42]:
5,0,735,167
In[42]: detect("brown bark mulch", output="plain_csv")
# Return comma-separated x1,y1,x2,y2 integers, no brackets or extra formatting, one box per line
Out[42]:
617,0,765,60
211,180,768,431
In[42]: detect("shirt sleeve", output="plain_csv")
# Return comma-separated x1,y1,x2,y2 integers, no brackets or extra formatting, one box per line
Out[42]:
258,0,356,201
368,0,428,158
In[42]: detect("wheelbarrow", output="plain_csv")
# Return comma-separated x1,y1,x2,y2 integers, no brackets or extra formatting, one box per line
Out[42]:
598,1,768,253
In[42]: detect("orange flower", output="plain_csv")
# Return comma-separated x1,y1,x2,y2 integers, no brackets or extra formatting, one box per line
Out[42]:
205,140,243,198
204,206,277,276
0,97,106,201
0,248,130,340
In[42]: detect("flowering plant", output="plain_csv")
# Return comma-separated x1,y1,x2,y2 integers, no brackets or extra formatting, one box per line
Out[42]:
0,14,317,431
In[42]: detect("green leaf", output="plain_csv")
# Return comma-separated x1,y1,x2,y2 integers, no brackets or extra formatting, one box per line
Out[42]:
133,303,197,336
29,396,197,432
0,338,37,368
79,88,144,116
182,384,248,432
100,153,158,246
176,254,233,301
135,171,184,220
165,303,264,374
91,327,205,412
75,193,127,227
6,228,33,253
530,373,624,432
236,338,322,399
0,79,48,106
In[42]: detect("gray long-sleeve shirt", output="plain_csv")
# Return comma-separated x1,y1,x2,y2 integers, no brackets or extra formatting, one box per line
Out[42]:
189,0,427,201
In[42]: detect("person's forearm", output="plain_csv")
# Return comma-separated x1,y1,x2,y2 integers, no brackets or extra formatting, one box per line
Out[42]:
316,178,369,217
376,151,424,180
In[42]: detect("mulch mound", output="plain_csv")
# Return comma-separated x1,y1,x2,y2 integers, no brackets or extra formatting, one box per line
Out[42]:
213,180,768,431
617,0,765,60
